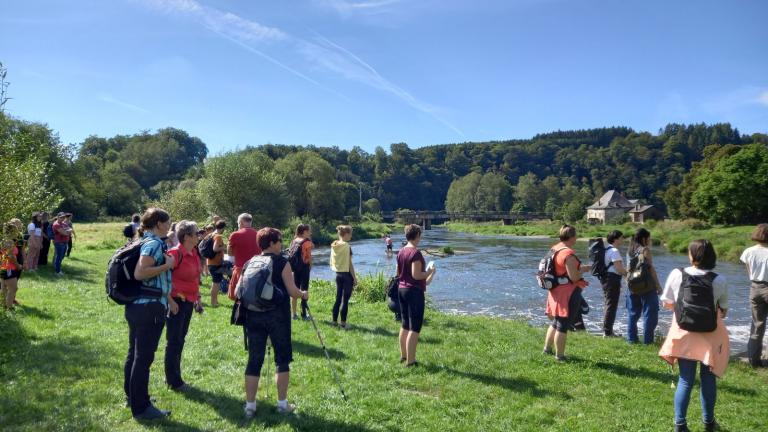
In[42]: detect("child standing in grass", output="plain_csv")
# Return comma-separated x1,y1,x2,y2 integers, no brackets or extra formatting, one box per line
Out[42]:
659,240,729,432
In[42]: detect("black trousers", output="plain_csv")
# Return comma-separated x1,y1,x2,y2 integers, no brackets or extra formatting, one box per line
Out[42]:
602,273,622,336
748,282,768,366
333,272,353,323
39,238,50,266
293,267,311,317
66,238,73,257
124,302,166,416
165,299,194,388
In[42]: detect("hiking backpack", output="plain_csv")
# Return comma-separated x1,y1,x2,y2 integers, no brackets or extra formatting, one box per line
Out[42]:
122,223,135,239
627,247,654,295
287,239,309,272
536,247,569,290
198,234,216,259
236,255,285,312
675,269,718,332
588,238,614,282
105,238,164,305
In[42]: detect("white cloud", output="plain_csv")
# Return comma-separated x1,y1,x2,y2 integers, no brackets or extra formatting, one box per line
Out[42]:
316,0,402,15
757,91,768,107
98,93,150,114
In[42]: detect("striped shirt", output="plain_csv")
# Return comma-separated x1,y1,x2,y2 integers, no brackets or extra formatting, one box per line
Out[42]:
134,232,172,306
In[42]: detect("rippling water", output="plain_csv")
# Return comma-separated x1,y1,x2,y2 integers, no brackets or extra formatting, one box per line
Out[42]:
310,228,754,353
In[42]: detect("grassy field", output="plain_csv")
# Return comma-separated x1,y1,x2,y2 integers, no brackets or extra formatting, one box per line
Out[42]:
1,223,766,431
445,220,756,262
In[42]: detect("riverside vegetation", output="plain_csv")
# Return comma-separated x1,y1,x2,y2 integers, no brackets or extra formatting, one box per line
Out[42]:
1,223,766,431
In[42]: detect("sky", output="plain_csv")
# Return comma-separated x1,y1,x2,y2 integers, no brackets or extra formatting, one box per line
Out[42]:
1,0,767,154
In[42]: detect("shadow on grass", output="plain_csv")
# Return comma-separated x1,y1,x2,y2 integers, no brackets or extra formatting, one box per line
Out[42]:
422,364,573,400
14,304,54,320
345,325,398,337
293,340,347,360
592,361,757,396
183,385,374,431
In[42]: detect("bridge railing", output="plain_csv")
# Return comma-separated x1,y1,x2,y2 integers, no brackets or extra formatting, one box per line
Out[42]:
381,210,553,220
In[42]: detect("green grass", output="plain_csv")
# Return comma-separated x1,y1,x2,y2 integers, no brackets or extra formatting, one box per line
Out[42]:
445,220,756,262
1,224,766,431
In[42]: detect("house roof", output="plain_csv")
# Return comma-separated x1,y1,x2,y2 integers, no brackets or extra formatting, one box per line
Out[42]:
628,205,655,213
586,190,636,210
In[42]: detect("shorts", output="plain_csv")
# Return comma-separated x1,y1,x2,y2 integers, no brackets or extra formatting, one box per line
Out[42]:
386,245,393,251
0,268,21,280
399,288,425,333
208,265,224,283
551,316,571,333
245,307,293,376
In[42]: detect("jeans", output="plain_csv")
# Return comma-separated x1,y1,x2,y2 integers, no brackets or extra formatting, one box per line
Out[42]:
674,358,717,425
333,272,353,323
165,300,194,388
53,242,68,273
748,282,768,366
124,302,166,416
602,274,622,335
626,290,659,344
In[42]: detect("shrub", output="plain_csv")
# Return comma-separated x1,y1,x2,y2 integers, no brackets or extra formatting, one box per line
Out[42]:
355,272,388,303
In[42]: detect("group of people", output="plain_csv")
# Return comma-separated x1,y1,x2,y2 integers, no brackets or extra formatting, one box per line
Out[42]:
0,211,75,310
542,223,768,431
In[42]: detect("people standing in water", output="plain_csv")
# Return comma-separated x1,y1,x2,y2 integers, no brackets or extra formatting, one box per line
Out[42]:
626,228,662,344
330,225,356,329
659,240,728,432
740,223,768,368
288,224,313,321
397,224,436,367
384,234,393,256
602,230,627,337
542,225,590,362
24,213,42,272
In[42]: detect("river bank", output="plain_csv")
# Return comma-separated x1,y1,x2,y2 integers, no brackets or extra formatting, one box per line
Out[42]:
444,220,756,263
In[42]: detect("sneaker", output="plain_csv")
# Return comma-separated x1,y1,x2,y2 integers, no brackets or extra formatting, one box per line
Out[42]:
302,315,311,321
292,314,299,321
340,323,350,330
244,403,257,419
674,423,690,432
276,403,296,414
170,383,189,393
55,272,64,277
405,361,419,367
703,420,720,432
542,347,554,356
134,404,170,420
556,355,568,362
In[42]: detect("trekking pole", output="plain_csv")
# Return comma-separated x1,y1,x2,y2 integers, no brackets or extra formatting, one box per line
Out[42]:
264,337,272,400
304,304,348,401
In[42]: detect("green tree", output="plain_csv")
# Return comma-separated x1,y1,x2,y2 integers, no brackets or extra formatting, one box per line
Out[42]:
274,151,344,222
475,172,514,212
445,172,482,212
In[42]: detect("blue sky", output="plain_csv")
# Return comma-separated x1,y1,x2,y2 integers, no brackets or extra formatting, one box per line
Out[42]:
1,0,766,154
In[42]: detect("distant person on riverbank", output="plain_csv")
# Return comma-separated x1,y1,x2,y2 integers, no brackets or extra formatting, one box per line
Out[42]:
24,213,42,272
165,220,202,392
206,220,227,307
659,240,728,432
397,224,435,367
227,213,261,300
288,224,313,320
625,228,662,344
38,212,51,266
330,225,355,329
241,227,308,417
601,230,627,337
740,223,768,368
126,207,175,420
52,212,71,276
542,225,590,362
1,222,23,310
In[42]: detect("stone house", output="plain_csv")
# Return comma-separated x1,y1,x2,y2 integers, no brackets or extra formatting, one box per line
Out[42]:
586,190,636,224
628,204,665,224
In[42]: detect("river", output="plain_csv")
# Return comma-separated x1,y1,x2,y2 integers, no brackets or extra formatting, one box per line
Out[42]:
310,228,753,354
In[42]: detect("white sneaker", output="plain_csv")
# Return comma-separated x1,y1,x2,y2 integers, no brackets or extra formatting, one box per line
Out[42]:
55,272,64,277
244,403,257,419
276,403,296,414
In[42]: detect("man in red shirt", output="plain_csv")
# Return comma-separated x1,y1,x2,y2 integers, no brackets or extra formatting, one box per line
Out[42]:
52,212,72,276
227,213,261,300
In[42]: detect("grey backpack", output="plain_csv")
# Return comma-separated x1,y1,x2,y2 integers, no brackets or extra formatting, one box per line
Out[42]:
235,255,283,312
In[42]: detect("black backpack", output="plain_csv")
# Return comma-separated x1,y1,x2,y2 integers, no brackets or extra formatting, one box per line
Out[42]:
536,247,569,290
105,238,164,305
588,238,614,282
675,269,718,332
287,238,309,272
198,234,216,259
122,224,134,239
386,276,400,312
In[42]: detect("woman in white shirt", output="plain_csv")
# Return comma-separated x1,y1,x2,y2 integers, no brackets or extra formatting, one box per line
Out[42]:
24,213,42,272
740,223,768,368
659,240,728,432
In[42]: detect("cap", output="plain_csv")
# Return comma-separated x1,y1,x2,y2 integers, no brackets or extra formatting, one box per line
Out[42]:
56,212,67,218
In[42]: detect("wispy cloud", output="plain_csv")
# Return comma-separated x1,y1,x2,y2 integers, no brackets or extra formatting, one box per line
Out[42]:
317,0,403,14
701,86,768,115
98,93,150,114
757,91,768,107
139,0,462,136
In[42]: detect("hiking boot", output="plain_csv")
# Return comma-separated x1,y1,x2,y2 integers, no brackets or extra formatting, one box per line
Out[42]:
170,383,189,393
674,423,690,432
556,355,568,362
134,405,170,420
244,403,257,419
302,315,311,321
703,420,719,432
277,403,296,414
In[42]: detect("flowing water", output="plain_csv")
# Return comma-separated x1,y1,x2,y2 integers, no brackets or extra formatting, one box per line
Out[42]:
310,228,754,354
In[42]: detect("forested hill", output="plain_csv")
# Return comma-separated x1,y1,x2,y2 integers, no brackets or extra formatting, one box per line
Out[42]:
3,108,767,225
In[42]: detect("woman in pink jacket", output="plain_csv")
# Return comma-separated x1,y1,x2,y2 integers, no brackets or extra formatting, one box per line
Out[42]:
658,240,728,432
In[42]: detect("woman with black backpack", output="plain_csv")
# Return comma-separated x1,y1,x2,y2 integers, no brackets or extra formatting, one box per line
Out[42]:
289,224,313,321
659,240,729,432
625,228,662,344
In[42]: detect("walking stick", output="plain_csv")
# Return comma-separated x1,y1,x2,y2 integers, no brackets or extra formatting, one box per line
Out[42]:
264,337,272,399
304,304,348,401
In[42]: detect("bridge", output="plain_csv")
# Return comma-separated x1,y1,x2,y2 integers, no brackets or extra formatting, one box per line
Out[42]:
381,210,553,230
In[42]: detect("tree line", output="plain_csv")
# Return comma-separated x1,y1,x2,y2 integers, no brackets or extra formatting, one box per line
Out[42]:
1,107,767,225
